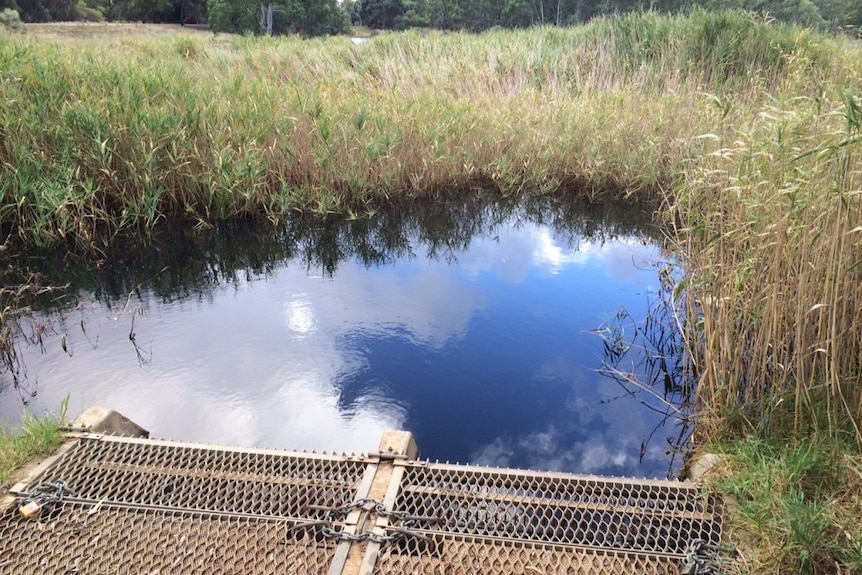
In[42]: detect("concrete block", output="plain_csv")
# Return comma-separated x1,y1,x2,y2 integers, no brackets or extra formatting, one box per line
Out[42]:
70,407,149,438
686,453,722,481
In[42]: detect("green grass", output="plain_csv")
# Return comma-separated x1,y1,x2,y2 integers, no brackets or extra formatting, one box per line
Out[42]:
0,400,67,485
702,435,862,574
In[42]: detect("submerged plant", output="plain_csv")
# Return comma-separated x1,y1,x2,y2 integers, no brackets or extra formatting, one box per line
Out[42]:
593,261,699,477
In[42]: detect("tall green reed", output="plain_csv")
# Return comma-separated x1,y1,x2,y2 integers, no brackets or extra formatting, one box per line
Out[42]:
3,11,844,249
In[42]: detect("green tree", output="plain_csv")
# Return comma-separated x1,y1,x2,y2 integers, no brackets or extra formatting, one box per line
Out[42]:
110,0,173,21
772,0,825,28
9,0,49,21
0,6,25,27
811,0,861,31
10,0,104,21
72,0,106,20
292,0,348,35
501,0,532,27
394,0,428,28
342,0,360,24
105,0,204,23
207,0,260,32
176,0,207,24
467,0,501,30
360,0,404,28
424,0,465,29
207,0,346,35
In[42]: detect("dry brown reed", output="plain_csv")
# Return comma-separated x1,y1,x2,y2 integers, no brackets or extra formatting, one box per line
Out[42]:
1,11,823,247
668,86,862,445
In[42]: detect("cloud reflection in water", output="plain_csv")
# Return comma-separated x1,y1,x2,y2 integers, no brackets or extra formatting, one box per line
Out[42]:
3,212,673,476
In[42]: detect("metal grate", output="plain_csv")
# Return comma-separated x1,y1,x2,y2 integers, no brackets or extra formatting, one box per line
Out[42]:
0,501,337,575
19,435,370,520
389,461,722,555
373,535,681,575
3,432,724,575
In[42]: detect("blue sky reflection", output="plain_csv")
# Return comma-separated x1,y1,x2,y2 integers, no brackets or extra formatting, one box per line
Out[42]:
2,218,676,476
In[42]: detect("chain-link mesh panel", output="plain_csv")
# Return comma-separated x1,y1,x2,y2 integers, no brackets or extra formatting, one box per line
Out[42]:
21,436,368,520
0,501,336,575
391,462,722,555
6,434,723,575
374,534,681,575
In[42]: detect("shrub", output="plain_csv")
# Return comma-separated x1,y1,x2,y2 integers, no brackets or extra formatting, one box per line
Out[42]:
0,8,24,31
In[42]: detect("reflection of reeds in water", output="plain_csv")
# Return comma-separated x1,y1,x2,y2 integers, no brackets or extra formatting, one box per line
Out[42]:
0,265,153,393
0,195,654,391
0,269,65,400
594,262,697,478
17,196,656,309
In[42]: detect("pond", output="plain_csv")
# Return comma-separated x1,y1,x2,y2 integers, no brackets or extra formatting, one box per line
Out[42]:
1,198,688,478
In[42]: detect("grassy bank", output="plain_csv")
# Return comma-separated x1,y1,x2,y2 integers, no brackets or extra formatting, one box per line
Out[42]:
0,11,853,248
2,12,862,572
0,403,65,485
703,436,862,574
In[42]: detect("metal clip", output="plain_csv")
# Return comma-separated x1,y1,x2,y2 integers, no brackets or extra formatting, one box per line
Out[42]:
301,498,437,546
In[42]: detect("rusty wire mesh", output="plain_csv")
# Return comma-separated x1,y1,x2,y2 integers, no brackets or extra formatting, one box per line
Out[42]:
0,501,336,575
20,436,368,520
390,461,722,555
3,435,723,575
373,534,682,575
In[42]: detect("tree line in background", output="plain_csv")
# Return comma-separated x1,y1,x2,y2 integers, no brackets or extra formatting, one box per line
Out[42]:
0,0,207,24
349,0,861,32
207,0,349,35
1,0,859,36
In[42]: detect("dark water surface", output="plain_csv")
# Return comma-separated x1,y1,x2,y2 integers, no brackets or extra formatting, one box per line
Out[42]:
1,200,685,478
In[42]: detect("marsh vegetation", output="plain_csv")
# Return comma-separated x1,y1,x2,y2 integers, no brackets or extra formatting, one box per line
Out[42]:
0,399,65,484
1,11,861,572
